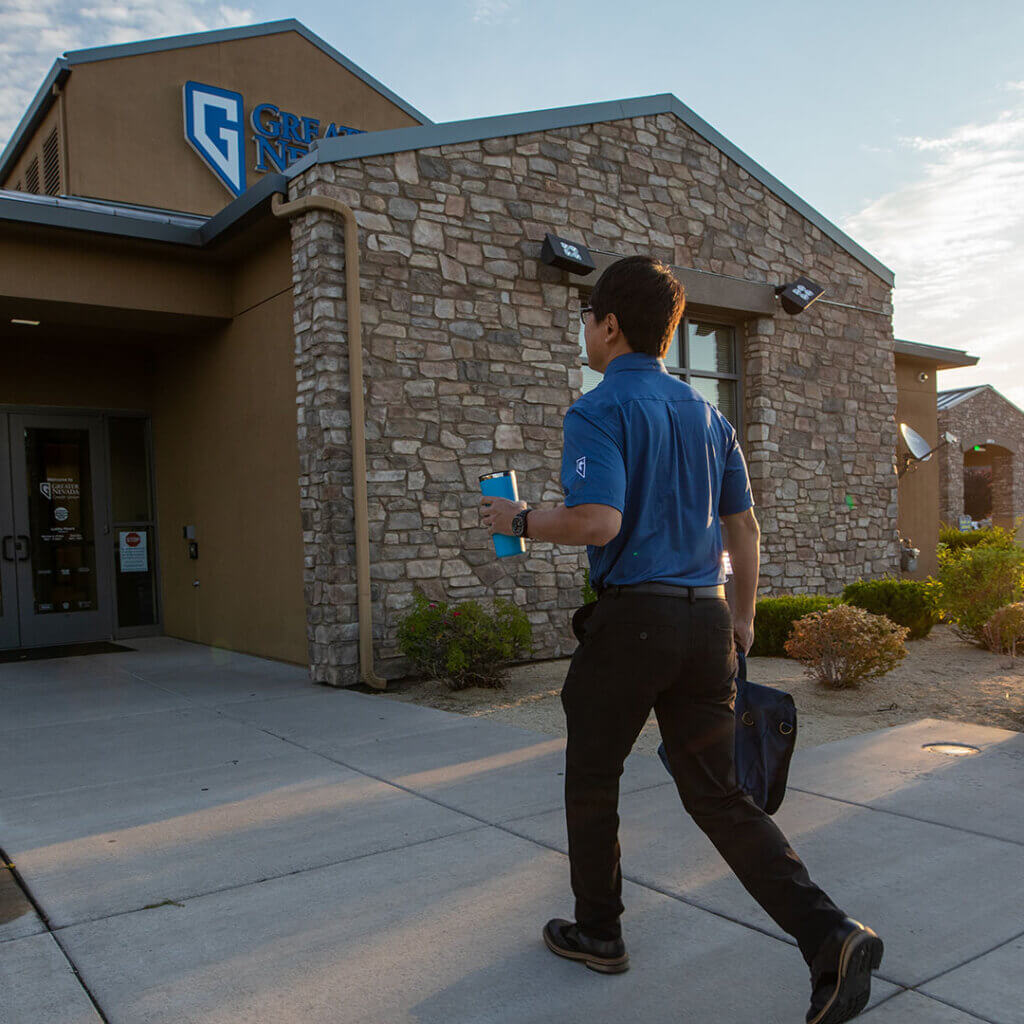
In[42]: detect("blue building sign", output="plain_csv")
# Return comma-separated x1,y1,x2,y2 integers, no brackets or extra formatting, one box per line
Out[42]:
183,81,247,197
183,81,363,197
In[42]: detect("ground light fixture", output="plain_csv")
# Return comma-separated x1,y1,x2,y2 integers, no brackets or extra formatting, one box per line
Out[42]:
922,742,981,756
774,276,825,314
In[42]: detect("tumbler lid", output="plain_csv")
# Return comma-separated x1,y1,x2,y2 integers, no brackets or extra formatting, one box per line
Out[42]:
478,470,513,482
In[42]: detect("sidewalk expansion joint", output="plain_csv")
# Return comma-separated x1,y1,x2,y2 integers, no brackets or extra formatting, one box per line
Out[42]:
0,844,112,1022
904,987,1000,1024
47,824,492,931
909,925,1019,995
788,785,1024,849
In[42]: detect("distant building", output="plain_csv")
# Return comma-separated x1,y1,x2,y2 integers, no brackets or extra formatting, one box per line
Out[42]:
937,386,1024,537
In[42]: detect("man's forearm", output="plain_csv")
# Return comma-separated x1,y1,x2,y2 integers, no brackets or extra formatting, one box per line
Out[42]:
725,522,760,619
525,505,608,546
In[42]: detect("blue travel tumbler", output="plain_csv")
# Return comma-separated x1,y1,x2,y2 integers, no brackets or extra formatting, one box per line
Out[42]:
479,470,526,558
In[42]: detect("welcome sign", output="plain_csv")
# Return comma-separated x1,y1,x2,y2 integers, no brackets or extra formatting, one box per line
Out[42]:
183,81,363,197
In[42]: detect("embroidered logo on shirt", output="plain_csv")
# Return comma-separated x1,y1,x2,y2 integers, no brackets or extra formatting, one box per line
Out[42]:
576,456,587,478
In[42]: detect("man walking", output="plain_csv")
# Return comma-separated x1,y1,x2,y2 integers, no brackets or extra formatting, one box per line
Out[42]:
479,256,883,1024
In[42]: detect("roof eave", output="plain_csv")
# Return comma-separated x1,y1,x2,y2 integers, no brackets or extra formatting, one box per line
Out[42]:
0,173,286,248
895,339,979,369
0,193,202,246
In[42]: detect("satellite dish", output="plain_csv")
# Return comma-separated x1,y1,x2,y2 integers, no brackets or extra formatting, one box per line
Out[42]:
900,423,933,462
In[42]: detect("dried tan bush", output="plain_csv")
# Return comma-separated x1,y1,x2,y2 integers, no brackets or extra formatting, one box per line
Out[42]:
784,604,909,690
981,603,1024,657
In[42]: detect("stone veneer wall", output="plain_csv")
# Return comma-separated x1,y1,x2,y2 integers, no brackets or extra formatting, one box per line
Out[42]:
938,389,1024,532
286,113,897,685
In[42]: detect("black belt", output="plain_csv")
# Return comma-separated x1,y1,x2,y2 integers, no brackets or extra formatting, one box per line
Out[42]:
597,582,726,601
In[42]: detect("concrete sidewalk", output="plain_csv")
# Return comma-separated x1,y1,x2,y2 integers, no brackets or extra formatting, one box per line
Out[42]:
1,637,1022,1024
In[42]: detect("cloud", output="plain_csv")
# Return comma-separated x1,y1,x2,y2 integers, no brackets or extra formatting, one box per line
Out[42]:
0,1,254,152
845,91,1024,411
469,0,516,24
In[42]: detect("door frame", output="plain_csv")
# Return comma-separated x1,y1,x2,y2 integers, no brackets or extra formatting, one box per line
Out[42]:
0,404,163,649
0,414,19,649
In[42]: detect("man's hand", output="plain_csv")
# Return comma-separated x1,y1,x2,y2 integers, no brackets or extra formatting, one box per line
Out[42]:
479,495,527,536
722,507,760,656
733,614,755,655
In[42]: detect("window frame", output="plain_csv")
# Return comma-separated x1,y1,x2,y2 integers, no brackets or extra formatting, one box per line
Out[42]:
576,293,745,437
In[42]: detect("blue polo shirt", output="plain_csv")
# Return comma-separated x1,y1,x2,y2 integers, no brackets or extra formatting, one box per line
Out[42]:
560,351,753,590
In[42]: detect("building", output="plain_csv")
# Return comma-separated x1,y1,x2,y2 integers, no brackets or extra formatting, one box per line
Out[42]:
0,19,958,683
893,340,978,578
937,385,1024,537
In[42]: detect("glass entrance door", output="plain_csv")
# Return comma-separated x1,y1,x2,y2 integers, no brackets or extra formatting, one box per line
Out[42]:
1,412,114,649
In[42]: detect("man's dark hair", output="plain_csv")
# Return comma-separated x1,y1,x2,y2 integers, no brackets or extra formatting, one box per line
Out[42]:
589,255,686,358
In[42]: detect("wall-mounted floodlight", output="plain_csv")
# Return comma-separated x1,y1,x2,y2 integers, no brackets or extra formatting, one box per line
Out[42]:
540,233,596,275
896,423,959,478
775,276,825,315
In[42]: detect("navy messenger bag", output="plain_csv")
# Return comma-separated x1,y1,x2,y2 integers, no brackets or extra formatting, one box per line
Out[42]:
658,650,797,815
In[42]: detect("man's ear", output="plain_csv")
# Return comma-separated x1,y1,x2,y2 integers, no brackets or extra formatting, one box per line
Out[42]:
603,312,620,341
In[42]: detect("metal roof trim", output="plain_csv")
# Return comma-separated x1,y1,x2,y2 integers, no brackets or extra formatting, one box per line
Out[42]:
0,19,430,185
895,339,979,368
199,173,289,244
0,190,203,245
290,92,894,285
0,173,286,248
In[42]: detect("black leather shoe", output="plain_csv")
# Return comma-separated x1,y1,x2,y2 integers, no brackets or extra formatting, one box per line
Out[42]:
542,918,630,974
806,918,884,1024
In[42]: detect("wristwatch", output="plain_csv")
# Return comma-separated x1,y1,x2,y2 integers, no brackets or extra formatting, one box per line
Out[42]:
510,508,531,538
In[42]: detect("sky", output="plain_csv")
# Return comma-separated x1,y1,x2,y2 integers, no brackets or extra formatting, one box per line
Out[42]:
2,0,1023,408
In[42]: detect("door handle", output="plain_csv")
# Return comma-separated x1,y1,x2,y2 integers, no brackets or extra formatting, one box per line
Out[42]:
16,535,29,561
2,535,13,561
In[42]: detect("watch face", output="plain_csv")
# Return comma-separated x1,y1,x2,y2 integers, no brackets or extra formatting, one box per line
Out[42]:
511,515,525,537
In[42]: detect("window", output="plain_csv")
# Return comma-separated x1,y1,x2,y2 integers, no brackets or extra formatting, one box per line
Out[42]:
667,320,741,429
577,296,743,431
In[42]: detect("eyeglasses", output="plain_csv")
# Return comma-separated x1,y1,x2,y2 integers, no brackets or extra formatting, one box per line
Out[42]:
580,305,593,326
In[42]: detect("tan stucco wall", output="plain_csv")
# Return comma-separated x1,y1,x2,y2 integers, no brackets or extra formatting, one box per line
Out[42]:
895,356,939,577
9,30,421,213
2,224,307,665
152,231,307,665
0,228,231,320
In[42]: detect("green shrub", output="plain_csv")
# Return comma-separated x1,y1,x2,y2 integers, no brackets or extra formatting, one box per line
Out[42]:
841,578,939,640
981,603,1024,656
396,592,532,690
750,595,840,657
784,605,909,689
582,568,598,606
938,524,1018,552
935,544,1024,645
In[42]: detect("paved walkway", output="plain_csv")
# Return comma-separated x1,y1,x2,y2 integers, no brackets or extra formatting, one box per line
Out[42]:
1,637,1022,1023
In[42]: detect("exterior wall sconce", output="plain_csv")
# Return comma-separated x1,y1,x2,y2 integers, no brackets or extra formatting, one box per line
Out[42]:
540,233,596,275
775,276,825,314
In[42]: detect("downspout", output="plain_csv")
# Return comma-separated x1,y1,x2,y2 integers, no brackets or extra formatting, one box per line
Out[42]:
271,190,387,690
